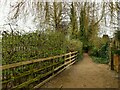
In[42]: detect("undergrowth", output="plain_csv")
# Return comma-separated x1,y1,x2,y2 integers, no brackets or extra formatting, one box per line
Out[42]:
91,56,109,64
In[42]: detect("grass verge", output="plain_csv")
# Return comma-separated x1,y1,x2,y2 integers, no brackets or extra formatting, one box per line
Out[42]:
91,56,109,64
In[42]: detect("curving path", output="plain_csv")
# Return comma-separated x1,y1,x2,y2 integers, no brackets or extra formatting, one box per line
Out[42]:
41,53,119,88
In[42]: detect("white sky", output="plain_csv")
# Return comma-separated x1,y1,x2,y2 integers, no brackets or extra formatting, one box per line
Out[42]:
0,0,118,37
0,0,36,33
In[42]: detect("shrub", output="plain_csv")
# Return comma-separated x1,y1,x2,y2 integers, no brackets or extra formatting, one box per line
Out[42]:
98,43,109,58
2,30,83,65
91,56,109,64
114,49,120,55
66,39,83,60
90,43,109,64
115,30,120,42
90,47,99,57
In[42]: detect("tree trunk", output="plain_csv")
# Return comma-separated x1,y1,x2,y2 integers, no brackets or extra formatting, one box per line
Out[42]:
118,8,120,31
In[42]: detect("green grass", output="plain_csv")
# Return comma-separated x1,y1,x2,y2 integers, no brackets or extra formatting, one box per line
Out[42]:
91,56,109,64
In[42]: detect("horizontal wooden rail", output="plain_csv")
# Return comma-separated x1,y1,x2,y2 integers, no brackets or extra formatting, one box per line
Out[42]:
0,51,77,70
34,58,76,88
2,62,60,84
65,54,77,61
1,51,78,89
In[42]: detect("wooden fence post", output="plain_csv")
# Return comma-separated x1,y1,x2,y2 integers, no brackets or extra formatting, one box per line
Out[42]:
118,56,120,79
1,51,78,89
110,43,114,70
52,58,55,75
69,52,72,61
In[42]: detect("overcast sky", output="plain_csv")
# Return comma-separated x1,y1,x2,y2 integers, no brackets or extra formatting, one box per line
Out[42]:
0,0,118,38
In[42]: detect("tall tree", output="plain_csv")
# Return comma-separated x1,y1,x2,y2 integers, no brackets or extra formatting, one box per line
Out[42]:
53,2,62,31
70,2,78,39
117,2,120,31
45,2,50,23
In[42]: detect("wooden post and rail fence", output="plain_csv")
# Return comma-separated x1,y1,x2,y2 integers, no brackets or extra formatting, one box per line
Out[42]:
0,51,78,89
110,43,120,73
